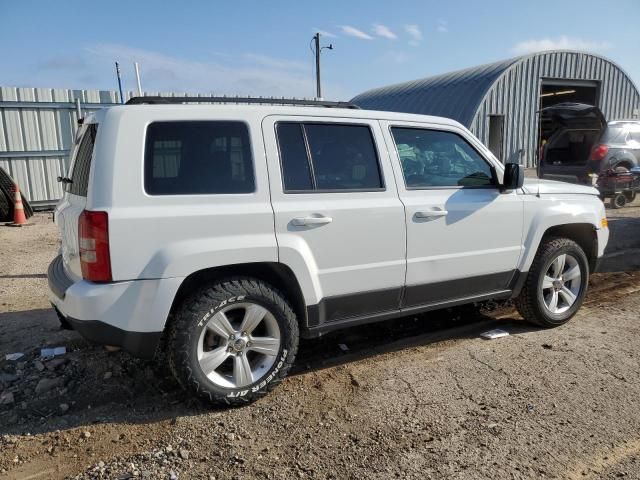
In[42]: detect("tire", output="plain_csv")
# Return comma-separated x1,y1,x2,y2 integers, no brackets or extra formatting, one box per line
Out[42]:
168,278,299,406
515,238,589,328
611,194,626,209
624,191,636,203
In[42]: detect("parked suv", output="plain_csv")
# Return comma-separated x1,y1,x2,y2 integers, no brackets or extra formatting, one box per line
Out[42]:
48,97,609,405
538,103,640,184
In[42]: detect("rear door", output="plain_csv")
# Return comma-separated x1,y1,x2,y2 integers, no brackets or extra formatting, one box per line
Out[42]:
55,123,98,281
262,115,406,323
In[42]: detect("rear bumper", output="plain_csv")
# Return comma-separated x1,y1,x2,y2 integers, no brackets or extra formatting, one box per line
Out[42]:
47,255,183,358
53,306,161,358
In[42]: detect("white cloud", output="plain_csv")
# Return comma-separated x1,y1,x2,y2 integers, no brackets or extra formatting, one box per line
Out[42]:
511,36,611,55
82,44,331,98
404,24,423,46
437,19,448,33
373,23,397,40
339,25,374,40
313,28,337,39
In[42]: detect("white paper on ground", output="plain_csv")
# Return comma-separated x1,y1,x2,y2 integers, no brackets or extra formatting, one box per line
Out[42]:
5,353,24,361
40,346,66,358
480,329,510,340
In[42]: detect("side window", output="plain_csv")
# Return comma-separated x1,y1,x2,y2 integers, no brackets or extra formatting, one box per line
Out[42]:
391,128,495,188
144,121,255,195
276,123,313,191
276,122,383,192
67,123,98,196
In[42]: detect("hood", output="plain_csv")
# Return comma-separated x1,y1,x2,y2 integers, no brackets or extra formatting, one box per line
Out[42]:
539,102,607,131
522,177,599,196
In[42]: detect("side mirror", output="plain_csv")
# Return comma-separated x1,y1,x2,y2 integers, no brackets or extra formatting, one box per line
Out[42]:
502,163,524,191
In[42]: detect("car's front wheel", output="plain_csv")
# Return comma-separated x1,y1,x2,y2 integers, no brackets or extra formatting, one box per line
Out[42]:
168,278,299,406
515,238,589,328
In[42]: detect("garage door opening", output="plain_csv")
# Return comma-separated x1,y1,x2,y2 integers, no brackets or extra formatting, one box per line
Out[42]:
539,81,599,109
537,79,601,168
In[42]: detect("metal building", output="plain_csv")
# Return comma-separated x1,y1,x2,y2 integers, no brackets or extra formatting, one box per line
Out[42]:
0,87,197,207
0,87,120,207
352,50,640,168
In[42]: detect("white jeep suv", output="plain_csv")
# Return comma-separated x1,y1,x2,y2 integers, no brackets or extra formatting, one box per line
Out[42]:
48,97,609,405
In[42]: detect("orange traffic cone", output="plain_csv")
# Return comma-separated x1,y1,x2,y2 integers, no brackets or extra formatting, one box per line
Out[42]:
11,184,27,226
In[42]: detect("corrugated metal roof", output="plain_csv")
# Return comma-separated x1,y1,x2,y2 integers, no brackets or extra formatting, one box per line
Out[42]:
351,57,520,125
352,51,640,168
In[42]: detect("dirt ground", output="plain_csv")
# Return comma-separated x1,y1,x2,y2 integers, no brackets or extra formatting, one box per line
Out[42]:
1,201,640,480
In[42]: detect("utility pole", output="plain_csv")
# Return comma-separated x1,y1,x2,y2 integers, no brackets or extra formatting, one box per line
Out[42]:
313,32,333,100
115,62,124,104
314,33,321,99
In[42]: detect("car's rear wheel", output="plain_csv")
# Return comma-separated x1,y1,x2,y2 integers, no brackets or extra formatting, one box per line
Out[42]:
515,238,589,328
168,278,298,406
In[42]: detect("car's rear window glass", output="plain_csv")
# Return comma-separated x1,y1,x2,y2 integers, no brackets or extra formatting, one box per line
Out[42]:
600,127,626,144
276,123,313,191
144,121,255,195
67,123,98,196
276,122,383,192
628,131,640,143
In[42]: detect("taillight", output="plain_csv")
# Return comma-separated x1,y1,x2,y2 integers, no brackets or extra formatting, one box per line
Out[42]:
590,144,609,161
79,210,112,282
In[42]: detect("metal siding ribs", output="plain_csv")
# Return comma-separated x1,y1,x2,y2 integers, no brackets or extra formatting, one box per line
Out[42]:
352,51,640,168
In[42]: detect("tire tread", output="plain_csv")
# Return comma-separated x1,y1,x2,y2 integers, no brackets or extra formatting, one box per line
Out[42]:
515,237,588,328
167,277,298,406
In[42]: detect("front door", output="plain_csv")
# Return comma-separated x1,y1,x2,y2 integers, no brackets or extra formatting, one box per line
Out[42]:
262,116,407,324
381,121,524,308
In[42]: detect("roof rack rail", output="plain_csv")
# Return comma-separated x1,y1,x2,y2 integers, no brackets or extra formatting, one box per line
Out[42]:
125,96,360,109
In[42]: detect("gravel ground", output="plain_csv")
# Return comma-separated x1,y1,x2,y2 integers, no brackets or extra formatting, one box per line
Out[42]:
1,202,639,480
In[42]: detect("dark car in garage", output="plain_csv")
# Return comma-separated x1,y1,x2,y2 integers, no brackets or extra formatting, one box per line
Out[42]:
538,103,640,185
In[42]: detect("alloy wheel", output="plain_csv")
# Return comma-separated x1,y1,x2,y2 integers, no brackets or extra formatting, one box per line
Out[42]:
197,302,281,389
541,253,582,314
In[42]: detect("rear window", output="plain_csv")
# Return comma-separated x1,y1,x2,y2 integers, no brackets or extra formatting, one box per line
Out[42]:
67,124,98,196
144,121,255,195
276,122,383,192
600,127,627,144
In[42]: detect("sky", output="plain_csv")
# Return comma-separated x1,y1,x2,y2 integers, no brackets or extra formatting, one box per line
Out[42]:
1,0,639,101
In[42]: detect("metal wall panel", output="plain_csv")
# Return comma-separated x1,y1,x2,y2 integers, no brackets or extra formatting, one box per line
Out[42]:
0,86,124,205
0,87,213,205
353,51,640,168
473,52,640,167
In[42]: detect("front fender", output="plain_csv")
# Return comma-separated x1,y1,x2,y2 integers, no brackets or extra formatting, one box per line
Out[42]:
519,194,606,272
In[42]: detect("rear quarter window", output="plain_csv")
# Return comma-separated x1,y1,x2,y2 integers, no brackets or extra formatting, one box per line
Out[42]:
67,124,98,197
144,121,255,195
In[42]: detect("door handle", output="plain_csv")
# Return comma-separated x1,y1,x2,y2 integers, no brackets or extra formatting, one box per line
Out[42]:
415,209,448,219
292,215,333,226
